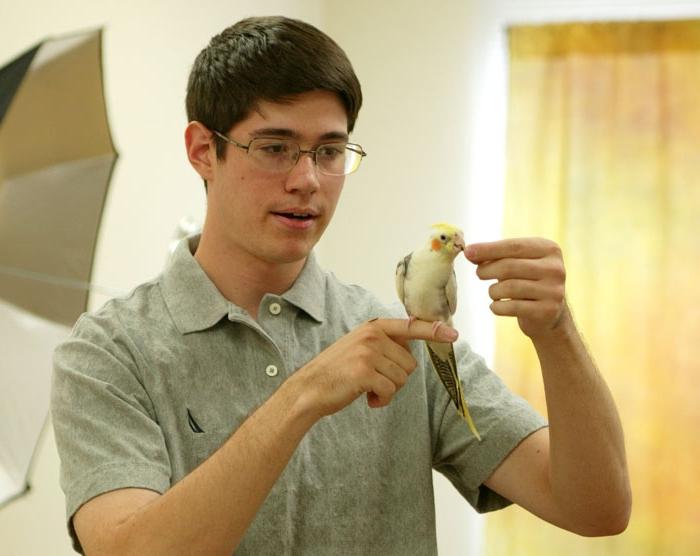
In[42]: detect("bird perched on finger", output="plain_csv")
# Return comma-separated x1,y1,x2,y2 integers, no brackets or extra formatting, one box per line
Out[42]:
395,223,481,441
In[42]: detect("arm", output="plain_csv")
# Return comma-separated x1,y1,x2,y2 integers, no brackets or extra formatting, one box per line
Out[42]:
467,238,631,536
73,319,458,555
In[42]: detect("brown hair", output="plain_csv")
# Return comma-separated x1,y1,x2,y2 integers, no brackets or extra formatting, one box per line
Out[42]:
186,16,363,161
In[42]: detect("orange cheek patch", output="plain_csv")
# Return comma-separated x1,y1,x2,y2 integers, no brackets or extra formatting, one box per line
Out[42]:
431,238,441,251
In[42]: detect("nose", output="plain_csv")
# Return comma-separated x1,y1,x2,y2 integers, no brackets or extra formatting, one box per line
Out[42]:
284,151,321,195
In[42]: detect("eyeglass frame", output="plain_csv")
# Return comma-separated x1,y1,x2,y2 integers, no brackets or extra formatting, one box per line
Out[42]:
210,129,367,176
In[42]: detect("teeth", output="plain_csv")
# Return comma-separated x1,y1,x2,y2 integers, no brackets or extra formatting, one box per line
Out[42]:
274,211,314,219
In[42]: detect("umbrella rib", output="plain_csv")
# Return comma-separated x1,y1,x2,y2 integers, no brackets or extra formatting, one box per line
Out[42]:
0,263,124,297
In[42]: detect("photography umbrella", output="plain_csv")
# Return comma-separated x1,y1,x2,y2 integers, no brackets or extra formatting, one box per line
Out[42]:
0,29,117,506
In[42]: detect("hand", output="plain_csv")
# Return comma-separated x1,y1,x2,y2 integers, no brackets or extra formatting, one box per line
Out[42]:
465,238,567,339
292,318,458,419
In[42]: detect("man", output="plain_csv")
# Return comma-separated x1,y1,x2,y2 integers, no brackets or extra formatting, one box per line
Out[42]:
51,15,631,555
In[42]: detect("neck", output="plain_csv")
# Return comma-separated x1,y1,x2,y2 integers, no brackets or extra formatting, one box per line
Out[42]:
194,232,306,320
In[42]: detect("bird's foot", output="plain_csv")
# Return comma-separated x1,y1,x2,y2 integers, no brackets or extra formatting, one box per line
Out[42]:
431,320,445,338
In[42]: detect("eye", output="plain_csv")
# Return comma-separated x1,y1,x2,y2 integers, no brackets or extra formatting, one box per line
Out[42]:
253,140,292,157
316,144,345,160
260,143,287,154
440,234,447,241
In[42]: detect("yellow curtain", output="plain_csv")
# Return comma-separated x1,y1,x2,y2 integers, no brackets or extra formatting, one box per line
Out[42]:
485,20,700,556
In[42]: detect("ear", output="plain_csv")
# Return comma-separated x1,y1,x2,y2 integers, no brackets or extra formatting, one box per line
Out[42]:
185,121,216,181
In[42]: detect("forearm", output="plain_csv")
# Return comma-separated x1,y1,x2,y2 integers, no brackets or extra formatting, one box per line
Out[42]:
111,374,318,555
532,306,631,533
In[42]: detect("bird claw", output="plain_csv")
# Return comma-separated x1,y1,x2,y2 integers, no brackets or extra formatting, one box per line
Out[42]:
431,320,444,338
407,317,449,342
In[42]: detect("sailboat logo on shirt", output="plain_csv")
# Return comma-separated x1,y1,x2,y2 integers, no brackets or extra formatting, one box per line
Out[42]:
187,408,204,433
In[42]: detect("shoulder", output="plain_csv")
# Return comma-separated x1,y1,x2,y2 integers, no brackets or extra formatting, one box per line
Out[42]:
73,276,169,338
54,276,173,375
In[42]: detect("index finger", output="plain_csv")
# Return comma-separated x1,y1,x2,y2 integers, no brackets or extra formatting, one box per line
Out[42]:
371,318,459,343
464,237,557,263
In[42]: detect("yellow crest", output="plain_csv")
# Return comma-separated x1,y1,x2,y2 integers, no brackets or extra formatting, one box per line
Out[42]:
430,222,462,236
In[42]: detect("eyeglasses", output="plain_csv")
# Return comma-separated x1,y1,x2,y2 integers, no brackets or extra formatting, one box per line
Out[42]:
212,130,367,176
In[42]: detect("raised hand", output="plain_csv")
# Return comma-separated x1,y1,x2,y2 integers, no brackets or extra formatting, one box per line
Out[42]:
465,238,568,340
292,318,458,418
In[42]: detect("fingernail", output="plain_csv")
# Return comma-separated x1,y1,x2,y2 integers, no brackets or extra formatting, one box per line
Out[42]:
438,327,459,342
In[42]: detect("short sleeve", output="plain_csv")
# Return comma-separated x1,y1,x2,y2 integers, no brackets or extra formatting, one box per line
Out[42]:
51,311,172,551
428,340,548,513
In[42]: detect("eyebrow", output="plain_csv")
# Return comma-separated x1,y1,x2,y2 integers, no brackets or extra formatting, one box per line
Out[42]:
248,127,349,142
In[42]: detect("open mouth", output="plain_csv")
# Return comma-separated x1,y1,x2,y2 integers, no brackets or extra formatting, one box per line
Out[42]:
271,211,319,229
273,212,315,221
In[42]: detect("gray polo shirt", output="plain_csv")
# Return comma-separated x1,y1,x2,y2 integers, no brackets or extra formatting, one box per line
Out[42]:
51,236,546,555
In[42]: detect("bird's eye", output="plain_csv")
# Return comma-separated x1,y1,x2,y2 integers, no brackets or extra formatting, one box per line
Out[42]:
440,234,447,241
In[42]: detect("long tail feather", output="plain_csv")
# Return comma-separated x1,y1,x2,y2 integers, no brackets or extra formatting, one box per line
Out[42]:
426,342,481,441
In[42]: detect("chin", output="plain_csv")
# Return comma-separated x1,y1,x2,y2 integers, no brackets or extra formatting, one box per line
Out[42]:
266,242,315,265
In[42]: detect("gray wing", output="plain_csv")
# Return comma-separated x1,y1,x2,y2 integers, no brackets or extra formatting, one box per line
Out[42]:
444,268,457,317
395,253,412,306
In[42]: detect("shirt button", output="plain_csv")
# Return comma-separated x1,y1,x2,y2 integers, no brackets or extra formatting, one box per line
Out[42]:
265,365,279,377
269,302,282,315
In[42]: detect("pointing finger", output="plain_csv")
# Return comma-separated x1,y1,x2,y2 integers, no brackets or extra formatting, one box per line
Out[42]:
370,318,459,343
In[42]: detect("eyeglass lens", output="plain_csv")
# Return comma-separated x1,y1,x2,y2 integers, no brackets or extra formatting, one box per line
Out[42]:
249,139,363,176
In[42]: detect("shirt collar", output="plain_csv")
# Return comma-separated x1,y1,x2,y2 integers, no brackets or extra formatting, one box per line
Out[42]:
160,235,230,334
160,235,326,334
280,251,326,323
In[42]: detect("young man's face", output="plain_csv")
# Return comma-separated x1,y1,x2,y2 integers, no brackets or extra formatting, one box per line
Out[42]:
205,90,348,266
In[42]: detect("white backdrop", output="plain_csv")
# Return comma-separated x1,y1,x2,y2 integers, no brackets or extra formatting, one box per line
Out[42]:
2,1,700,554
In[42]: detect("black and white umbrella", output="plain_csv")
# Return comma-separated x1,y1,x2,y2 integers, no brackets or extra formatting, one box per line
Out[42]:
0,29,117,506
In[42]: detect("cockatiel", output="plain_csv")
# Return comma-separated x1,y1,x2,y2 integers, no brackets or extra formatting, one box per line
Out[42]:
395,223,481,441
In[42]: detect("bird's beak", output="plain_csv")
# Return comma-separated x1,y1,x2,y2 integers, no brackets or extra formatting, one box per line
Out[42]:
453,233,465,252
